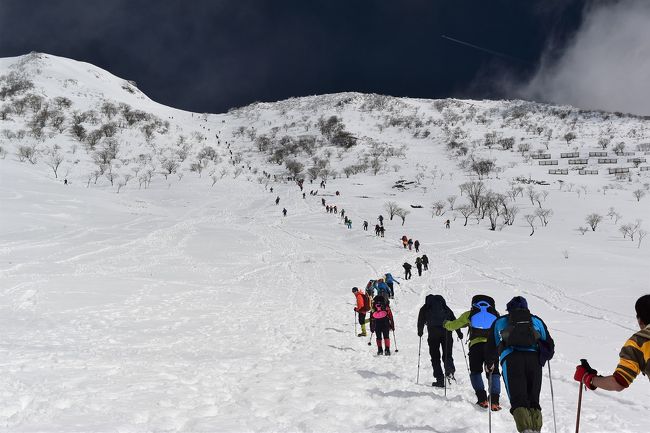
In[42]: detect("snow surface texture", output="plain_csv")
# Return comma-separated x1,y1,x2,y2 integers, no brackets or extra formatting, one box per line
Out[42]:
1,53,649,432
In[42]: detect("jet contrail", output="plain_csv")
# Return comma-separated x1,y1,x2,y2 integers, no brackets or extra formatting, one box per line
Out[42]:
441,34,530,64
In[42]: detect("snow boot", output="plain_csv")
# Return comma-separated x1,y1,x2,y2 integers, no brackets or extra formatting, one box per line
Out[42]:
357,332,367,337
377,347,384,356
475,390,488,408
490,394,501,411
432,378,445,388
384,348,391,356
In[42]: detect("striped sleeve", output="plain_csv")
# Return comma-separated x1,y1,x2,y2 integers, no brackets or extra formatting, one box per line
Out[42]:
614,328,650,387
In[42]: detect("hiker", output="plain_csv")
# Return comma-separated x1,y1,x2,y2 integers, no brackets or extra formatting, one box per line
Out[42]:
378,215,384,226
573,294,650,392
341,209,345,219
282,208,287,217
408,238,414,251
322,198,326,206
415,257,423,276
370,295,395,356
352,287,370,337
401,235,408,249
485,296,555,433
346,219,352,229
336,190,340,196
374,224,381,236
333,206,338,214
344,216,349,225
302,192,306,199
275,196,280,205
376,279,391,300
445,219,451,229
444,295,502,410
363,221,369,231
414,239,420,252
379,226,385,237
422,254,429,271
270,187,273,193
403,262,412,280
384,273,400,298
64,178,68,185
365,280,377,298
418,294,462,387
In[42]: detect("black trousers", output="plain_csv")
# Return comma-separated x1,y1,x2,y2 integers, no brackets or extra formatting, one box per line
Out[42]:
357,312,366,326
502,351,543,411
416,264,422,276
374,320,390,340
404,269,411,279
427,327,455,380
469,342,500,375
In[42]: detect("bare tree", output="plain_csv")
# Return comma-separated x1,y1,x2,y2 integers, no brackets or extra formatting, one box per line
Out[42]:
459,181,486,209
633,189,646,202
525,214,536,236
535,208,553,227
384,201,400,220
446,195,457,210
578,226,589,235
620,220,642,241
502,204,520,226
395,207,410,226
638,229,648,248
45,148,64,178
431,201,446,216
585,213,603,231
526,186,539,206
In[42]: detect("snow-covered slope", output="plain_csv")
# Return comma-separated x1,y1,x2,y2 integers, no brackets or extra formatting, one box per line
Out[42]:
1,53,649,432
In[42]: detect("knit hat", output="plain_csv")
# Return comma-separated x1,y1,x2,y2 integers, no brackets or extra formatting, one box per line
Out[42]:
352,287,359,293
506,296,528,311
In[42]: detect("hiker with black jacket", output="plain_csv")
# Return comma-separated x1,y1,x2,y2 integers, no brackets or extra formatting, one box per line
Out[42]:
485,296,555,433
402,262,412,280
417,294,462,387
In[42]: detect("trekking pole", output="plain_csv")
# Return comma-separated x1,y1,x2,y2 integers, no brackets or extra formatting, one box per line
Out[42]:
488,371,493,433
392,330,399,353
459,336,470,374
548,361,558,433
444,331,448,398
354,311,357,336
416,336,422,384
368,331,374,346
575,358,590,433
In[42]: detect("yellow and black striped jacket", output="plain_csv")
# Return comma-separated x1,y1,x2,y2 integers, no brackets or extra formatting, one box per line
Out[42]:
614,325,650,388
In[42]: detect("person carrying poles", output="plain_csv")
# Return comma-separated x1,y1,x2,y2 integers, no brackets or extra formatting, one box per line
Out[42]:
485,296,555,433
363,221,369,231
370,295,395,356
378,215,384,226
417,294,461,387
402,262,412,280
421,254,429,271
415,257,423,277
414,239,420,252
444,295,502,410
401,235,408,249
573,294,650,392
352,287,370,337
407,238,414,251
384,273,400,299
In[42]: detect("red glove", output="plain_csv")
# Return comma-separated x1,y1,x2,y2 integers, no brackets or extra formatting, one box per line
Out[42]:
354,307,358,312
574,364,598,390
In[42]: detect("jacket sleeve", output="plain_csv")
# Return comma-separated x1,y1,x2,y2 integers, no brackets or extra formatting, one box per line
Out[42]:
417,307,425,336
444,311,470,331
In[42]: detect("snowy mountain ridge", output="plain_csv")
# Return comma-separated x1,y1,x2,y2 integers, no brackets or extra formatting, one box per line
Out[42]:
1,52,649,432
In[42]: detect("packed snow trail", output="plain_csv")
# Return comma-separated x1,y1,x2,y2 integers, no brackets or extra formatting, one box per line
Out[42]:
1,163,648,433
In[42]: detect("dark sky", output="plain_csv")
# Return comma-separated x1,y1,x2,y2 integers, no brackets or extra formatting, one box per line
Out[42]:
0,0,589,113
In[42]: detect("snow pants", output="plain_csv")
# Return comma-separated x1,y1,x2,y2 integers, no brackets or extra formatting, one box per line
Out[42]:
502,351,542,412
468,342,501,402
416,264,423,276
427,327,455,381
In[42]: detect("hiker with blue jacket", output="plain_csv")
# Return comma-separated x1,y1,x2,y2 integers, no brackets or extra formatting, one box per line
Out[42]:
384,273,400,298
444,295,502,410
485,296,555,433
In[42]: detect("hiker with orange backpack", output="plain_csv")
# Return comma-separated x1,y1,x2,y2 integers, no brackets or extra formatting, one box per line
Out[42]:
352,287,370,337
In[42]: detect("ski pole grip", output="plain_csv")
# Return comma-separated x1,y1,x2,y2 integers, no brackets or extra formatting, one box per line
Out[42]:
580,358,597,374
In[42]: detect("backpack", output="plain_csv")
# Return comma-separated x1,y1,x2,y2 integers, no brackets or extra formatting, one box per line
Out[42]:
360,292,370,312
469,299,499,340
366,280,376,297
500,309,541,348
372,296,389,319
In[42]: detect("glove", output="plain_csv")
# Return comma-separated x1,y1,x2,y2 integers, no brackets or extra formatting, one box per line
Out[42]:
457,331,463,340
354,307,358,312
390,324,395,331
574,359,598,390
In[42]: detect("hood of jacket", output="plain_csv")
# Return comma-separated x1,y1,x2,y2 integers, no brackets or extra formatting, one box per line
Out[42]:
425,294,446,309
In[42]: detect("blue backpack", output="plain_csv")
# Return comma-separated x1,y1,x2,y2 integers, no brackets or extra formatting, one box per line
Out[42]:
469,297,499,340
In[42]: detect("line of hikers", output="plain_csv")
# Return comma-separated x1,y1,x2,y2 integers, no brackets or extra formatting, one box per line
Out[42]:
400,235,420,252
402,255,428,279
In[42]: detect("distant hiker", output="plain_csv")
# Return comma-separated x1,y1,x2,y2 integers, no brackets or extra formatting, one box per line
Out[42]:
422,254,429,271
63,178,68,185
346,219,352,229
333,206,337,214
270,187,273,193
365,280,377,298
379,226,385,237
408,238,414,251
384,273,400,298
415,257,423,276
302,192,306,199
376,279,391,300
445,219,450,229
574,294,650,393
352,287,370,337
403,262,412,280
378,215,384,226
282,208,287,217
401,235,408,249
363,221,369,231
370,295,395,356
340,209,345,219
485,296,555,433
417,294,461,387
444,295,502,410
320,180,326,188
322,198,326,206
326,205,330,213
374,224,381,236
335,190,340,196
414,239,420,252
344,216,349,225
275,196,280,205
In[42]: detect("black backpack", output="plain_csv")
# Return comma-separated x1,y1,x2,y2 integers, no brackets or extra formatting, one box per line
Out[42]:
500,308,541,348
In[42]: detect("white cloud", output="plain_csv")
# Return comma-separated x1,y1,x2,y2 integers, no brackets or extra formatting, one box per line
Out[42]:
521,0,650,115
